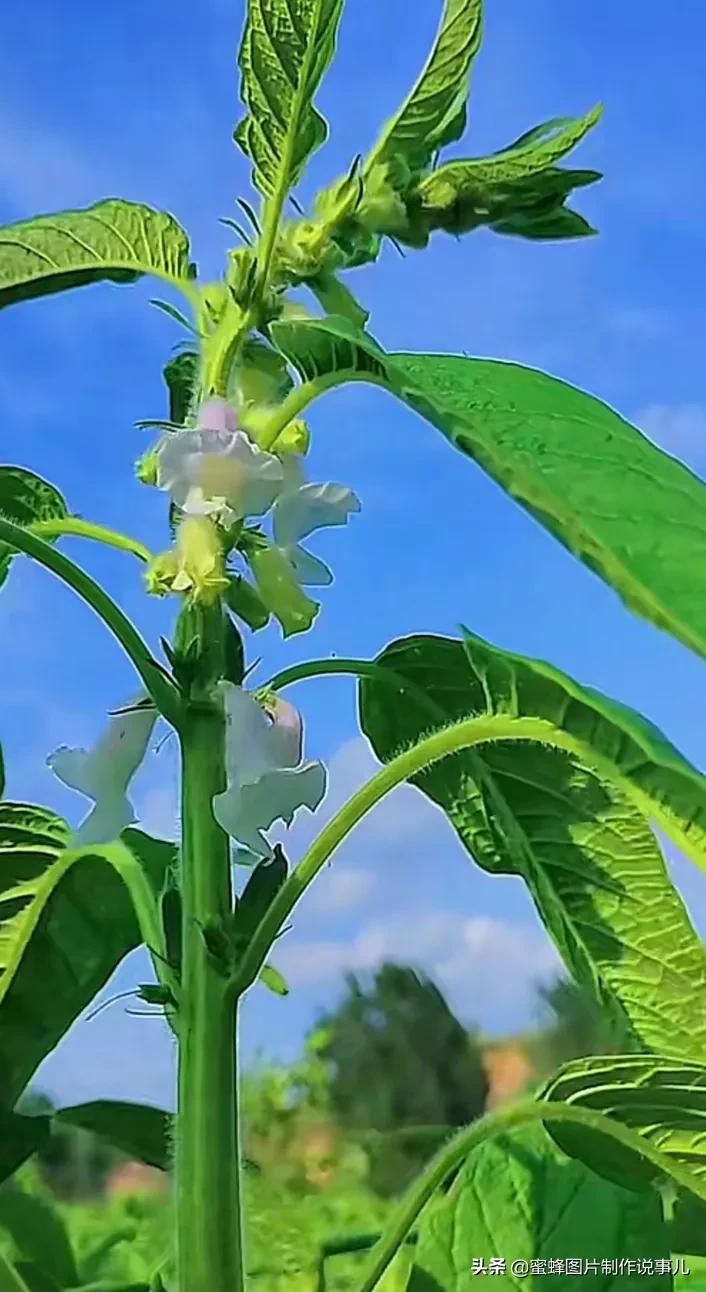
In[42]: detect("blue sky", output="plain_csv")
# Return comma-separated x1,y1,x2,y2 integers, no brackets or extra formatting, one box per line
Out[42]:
1,0,705,1110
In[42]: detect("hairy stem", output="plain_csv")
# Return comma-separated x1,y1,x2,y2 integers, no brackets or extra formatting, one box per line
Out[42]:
30,517,152,562
256,371,386,450
355,1097,705,1292
0,518,181,728
262,657,422,695
176,702,244,1292
235,714,566,991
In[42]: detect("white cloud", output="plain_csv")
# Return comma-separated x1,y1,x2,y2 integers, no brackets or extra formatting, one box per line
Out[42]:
274,910,560,1029
306,865,376,915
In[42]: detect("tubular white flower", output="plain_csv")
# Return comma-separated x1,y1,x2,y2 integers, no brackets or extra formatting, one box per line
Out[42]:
47,700,156,846
213,684,326,861
156,397,284,526
272,458,361,587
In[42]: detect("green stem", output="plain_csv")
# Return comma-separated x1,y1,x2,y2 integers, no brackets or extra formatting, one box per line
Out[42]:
262,657,417,694
355,1097,706,1292
176,702,244,1292
256,371,384,450
0,518,182,728
204,308,255,399
30,517,152,563
235,714,566,991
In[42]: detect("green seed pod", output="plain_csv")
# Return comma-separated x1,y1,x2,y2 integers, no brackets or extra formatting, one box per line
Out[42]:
225,575,271,631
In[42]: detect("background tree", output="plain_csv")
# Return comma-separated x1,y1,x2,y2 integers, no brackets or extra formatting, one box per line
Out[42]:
315,963,488,1196
531,976,627,1076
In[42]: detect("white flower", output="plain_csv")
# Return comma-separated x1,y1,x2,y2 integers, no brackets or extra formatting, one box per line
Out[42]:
272,458,361,586
213,684,326,861
156,397,284,526
48,700,156,846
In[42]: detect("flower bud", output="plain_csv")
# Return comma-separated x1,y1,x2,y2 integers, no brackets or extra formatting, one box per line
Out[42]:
173,516,229,605
135,449,160,486
144,550,179,597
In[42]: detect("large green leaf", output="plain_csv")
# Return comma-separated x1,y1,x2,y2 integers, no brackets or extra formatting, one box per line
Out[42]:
391,351,706,661
271,315,706,663
69,1285,149,1292
0,469,68,589
0,1186,77,1290
0,201,192,310
408,1122,672,1290
0,1254,31,1292
270,312,390,388
413,155,601,242
55,1101,170,1172
358,634,706,1060
0,1112,50,1186
0,813,174,1108
235,0,344,199
376,629,706,874
541,1056,706,1199
365,0,483,175
415,106,601,204
10,1266,58,1292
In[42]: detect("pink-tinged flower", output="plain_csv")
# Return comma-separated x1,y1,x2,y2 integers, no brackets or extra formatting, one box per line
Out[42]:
270,457,361,586
156,397,284,526
47,700,156,846
213,684,326,861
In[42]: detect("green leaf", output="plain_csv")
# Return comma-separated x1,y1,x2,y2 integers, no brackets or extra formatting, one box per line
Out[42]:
0,1184,78,1289
541,1055,706,1199
358,633,706,1060
235,0,344,199
270,313,390,388
670,1194,706,1257
12,1266,60,1292
365,0,483,174
0,814,174,1108
55,1101,170,1172
500,116,588,153
0,201,192,310
390,351,706,661
490,205,597,240
411,108,602,240
231,338,294,408
70,1285,149,1292
0,1254,31,1292
0,1111,50,1186
270,314,706,662
163,352,198,426
408,1122,672,1290
76,1229,139,1286
0,469,68,589
306,273,369,329
422,106,601,194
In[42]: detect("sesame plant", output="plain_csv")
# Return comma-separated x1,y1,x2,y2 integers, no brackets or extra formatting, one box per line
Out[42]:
2,1,706,1290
